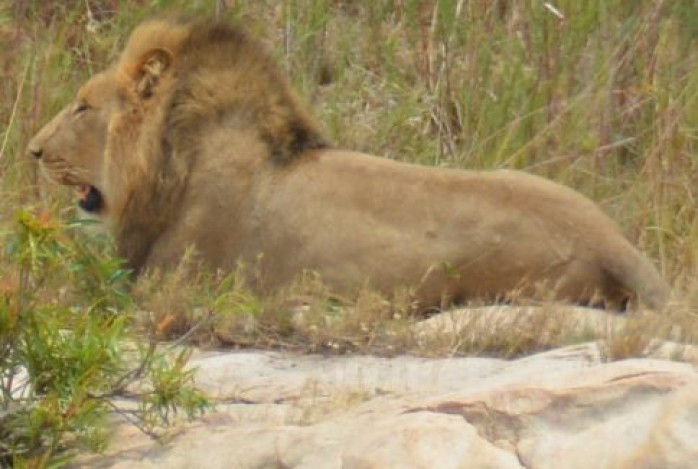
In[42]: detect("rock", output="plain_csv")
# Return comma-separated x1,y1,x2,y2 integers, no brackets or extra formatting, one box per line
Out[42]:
72,342,698,468
339,412,521,469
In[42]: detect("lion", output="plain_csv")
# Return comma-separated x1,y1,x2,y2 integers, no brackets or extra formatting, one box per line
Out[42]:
27,16,670,311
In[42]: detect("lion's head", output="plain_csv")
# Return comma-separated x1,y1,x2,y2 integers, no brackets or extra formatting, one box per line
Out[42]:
28,70,117,213
28,19,193,220
28,16,327,271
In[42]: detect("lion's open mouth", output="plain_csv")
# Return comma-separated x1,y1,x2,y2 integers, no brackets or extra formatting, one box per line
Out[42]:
76,185,104,213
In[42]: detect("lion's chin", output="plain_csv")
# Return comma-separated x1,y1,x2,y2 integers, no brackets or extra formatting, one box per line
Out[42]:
76,185,104,213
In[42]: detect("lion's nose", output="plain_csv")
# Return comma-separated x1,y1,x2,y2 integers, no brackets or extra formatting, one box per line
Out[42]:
28,144,43,160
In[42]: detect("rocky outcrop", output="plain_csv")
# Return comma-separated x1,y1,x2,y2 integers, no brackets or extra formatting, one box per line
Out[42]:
74,340,698,469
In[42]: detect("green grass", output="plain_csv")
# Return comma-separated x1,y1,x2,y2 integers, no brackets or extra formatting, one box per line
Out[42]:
2,0,698,464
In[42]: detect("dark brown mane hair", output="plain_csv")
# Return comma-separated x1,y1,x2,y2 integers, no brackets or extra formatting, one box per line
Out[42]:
165,16,328,162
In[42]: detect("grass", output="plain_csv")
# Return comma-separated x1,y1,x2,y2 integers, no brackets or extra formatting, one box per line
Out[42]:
2,0,698,463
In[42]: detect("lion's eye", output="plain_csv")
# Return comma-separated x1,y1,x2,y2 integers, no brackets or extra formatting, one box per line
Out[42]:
74,102,89,114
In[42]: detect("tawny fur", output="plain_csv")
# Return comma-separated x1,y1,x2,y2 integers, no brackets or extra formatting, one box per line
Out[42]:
28,16,670,311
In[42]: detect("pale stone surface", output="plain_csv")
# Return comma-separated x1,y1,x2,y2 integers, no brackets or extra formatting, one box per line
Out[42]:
72,339,698,469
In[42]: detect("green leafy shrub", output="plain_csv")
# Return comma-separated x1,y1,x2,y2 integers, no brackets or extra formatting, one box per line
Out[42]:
0,210,209,467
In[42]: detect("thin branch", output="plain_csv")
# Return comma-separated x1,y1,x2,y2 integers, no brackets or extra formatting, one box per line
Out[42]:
102,398,162,441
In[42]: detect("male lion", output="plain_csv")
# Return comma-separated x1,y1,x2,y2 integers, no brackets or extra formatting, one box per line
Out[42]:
28,16,670,311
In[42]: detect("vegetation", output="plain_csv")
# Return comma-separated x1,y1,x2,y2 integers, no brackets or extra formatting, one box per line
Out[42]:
1,0,698,465
0,210,209,466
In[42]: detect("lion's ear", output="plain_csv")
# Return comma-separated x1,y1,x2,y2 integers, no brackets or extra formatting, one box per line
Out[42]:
134,48,173,99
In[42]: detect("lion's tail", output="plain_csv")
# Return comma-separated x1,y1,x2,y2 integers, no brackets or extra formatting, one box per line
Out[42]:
604,238,670,311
